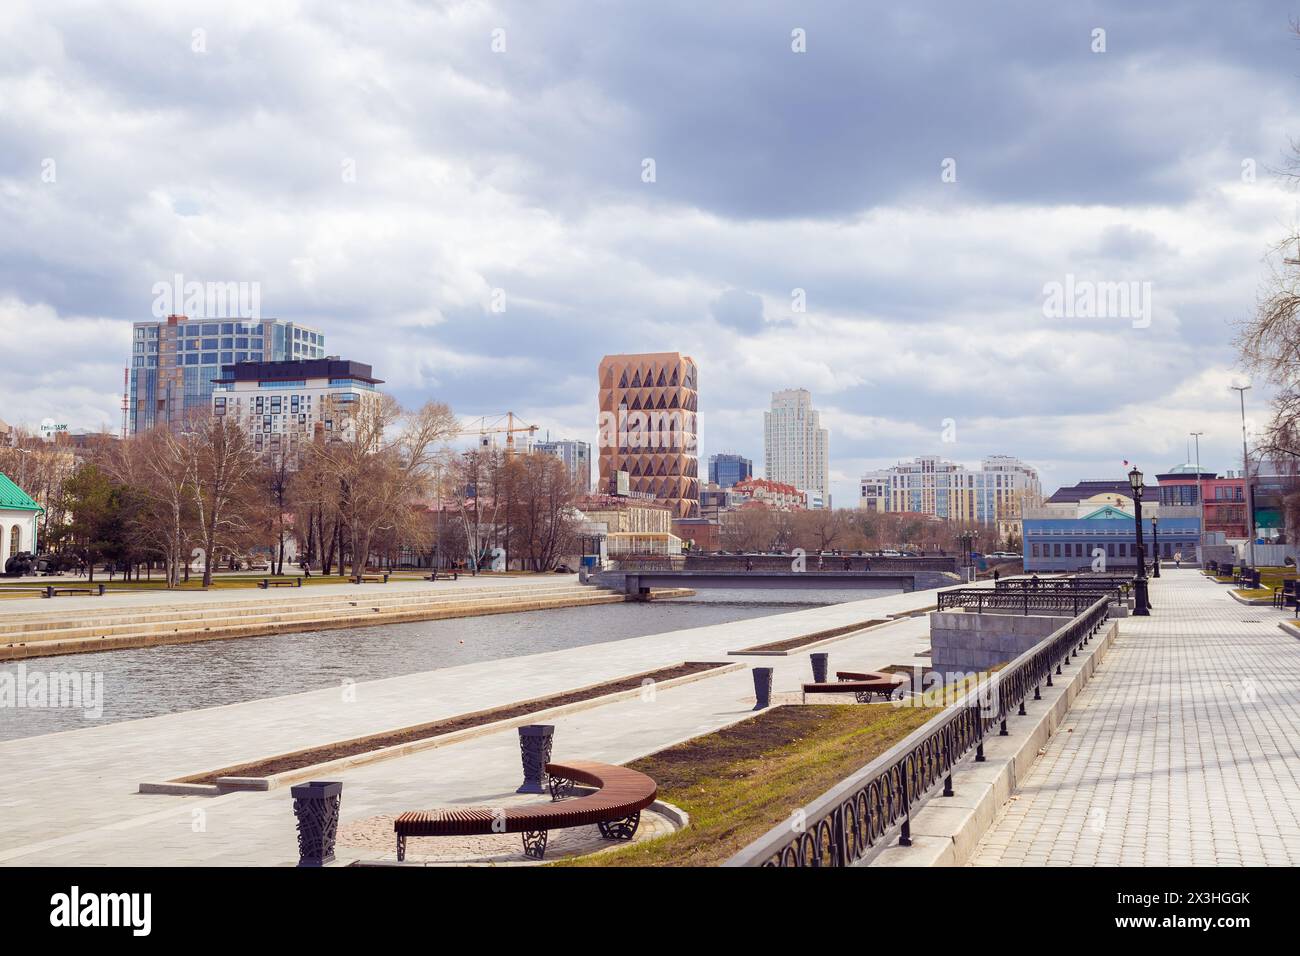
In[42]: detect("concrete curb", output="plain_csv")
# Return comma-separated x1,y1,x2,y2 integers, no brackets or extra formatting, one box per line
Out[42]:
728,617,908,657
1229,590,1275,606
139,661,745,795
870,619,1118,867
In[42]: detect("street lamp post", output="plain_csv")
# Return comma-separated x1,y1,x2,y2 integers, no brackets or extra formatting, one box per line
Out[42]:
1191,431,1205,564
1128,466,1151,616
1231,385,1255,569
1151,515,1160,578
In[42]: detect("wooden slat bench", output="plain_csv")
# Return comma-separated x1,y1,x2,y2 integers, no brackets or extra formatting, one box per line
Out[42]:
258,577,302,589
393,760,657,861
353,572,390,584
425,570,458,581
802,669,908,704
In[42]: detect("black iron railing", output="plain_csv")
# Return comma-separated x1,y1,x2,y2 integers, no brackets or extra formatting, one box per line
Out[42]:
723,596,1111,868
995,576,1132,593
936,587,1119,614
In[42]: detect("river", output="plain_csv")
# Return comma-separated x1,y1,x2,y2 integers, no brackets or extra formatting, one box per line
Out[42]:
0,586,899,740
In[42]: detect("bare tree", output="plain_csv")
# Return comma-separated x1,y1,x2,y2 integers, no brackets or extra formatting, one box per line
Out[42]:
315,396,457,577
190,414,259,586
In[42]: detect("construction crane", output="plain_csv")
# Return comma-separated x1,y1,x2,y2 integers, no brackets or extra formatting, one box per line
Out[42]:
456,412,539,457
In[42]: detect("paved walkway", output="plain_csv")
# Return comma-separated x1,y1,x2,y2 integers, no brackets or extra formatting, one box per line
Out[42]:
0,588,936,865
0,572,578,615
971,568,1300,866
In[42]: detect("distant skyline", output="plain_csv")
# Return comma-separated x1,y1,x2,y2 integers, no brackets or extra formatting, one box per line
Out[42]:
1,2,1293,504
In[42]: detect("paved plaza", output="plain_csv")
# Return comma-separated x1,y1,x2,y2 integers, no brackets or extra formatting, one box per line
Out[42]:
0,588,935,865
971,568,1300,866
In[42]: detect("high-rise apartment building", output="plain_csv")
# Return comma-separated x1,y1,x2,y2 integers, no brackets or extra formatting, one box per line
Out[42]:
211,358,381,461
597,352,699,518
859,454,1042,538
535,439,592,493
708,452,753,489
129,314,325,434
763,388,829,508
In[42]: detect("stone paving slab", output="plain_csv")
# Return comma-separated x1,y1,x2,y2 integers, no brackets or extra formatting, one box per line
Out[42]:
0,589,937,864
969,569,1300,866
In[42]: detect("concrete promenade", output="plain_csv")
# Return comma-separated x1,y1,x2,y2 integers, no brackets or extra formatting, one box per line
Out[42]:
0,587,937,865
0,572,589,615
970,568,1300,866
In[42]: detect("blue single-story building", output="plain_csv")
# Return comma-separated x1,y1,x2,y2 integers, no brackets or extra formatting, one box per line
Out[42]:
1023,506,1199,572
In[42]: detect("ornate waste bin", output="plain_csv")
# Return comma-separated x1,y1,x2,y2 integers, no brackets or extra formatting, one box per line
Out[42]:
752,667,774,709
516,724,556,794
810,652,829,683
290,780,343,867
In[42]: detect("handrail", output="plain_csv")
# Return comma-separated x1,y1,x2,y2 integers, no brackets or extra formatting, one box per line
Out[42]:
723,596,1110,867
936,587,1119,614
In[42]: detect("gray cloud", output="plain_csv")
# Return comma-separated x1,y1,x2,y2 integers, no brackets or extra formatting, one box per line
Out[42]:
0,1,1294,504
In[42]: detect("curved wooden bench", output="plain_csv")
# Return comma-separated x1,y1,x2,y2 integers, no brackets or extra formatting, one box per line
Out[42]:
393,760,657,861
801,670,907,703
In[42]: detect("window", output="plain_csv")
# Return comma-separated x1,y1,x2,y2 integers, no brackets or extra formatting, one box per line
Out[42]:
8,525,19,556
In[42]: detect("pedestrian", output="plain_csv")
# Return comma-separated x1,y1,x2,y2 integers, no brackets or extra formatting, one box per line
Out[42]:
745,558,754,572
1174,550,1182,569
993,568,1000,583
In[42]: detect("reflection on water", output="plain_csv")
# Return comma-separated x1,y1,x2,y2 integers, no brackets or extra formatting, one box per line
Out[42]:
0,586,900,740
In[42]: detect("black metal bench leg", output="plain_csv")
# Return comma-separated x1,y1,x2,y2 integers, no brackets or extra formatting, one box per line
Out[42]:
522,830,548,859
597,811,641,841
396,834,406,862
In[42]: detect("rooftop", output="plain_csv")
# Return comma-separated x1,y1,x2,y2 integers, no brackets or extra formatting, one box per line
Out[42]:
0,472,41,512
213,358,382,386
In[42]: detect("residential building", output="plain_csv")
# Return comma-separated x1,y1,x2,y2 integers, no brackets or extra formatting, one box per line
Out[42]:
597,352,700,518
708,452,753,489
764,388,829,508
1155,465,1247,540
859,455,1042,538
534,439,592,493
0,418,11,447
699,482,739,522
731,477,804,511
577,494,674,535
211,358,383,461
129,314,325,434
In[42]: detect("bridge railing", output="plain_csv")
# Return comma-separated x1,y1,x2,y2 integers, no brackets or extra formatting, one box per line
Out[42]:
936,587,1120,614
723,596,1111,867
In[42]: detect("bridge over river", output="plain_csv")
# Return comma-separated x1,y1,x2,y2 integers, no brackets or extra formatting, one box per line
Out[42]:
592,568,959,597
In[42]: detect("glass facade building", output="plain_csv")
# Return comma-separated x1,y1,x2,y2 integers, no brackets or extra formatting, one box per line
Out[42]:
708,452,753,489
129,314,324,434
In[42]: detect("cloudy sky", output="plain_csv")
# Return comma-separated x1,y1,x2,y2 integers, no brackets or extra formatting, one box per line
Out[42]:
2,1,1298,504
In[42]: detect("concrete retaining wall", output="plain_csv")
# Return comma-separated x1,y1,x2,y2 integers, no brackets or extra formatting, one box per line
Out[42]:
930,610,1071,671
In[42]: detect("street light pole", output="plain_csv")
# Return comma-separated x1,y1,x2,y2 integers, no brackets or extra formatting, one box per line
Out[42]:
1191,430,1204,564
1231,385,1255,568
1128,466,1151,615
